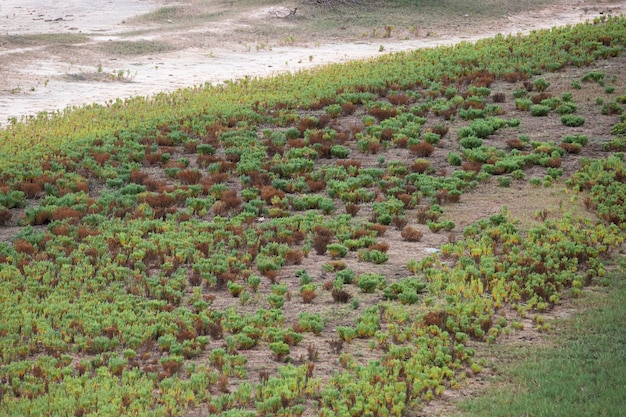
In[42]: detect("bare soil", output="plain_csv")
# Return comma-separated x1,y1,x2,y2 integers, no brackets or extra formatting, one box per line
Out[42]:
1,0,625,125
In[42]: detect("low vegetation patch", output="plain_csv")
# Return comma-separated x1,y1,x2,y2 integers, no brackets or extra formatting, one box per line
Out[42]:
1,15,626,417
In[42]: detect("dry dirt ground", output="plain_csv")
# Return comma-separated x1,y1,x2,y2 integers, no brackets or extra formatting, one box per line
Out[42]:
1,0,625,126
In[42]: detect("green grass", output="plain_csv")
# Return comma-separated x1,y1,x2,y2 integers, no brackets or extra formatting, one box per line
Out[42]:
98,40,175,56
455,259,626,417
0,33,89,46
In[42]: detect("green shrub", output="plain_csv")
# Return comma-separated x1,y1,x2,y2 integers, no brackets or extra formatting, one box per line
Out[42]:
298,312,326,334
448,152,462,166
422,131,441,145
269,341,290,361
358,249,389,264
197,143,215,155
562,134,588,146
460,136,484,149
604,137,626,151
582,71,605,84
556,103,577,114
330,145,350,158
515,98,533,110
561,115,585,127
497,177,511,187
357,273,386,293
336,268,356,284
267,294,285,309
327,243,348,258
530,105,550,116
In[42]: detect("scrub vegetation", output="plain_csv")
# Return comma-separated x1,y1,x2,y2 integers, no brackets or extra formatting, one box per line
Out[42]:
1,11,626,417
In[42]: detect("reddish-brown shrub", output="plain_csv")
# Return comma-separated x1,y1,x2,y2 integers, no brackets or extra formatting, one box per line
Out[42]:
297,117,318,134
345,203,360,217
369,224,387,236
306,180,325,193
327,338,344,354
380,128,394,142
368,106,397,121
300,288,317,304
331,288,352,303
409,141,435,157
396,193,415,208
387,93,412,106
544,157,562,168
143,178,168,193
14,239,35,255
51,206,82,222
312,226,333,255
176,169,202,185
435,189,450,205
462,161,483,173
143,193,177,208
392,215,408,230
182,141,197,153
492,92,506,103
560,142,582,154
260,186,285,204
0,208,11,225
284,249,303,266
287,138,305,149
51,224,71,236
197,154,220,168
145,152,162,165
368,141,381,154
322,280,334,291
473,71,496,87
18,180,43,199
394,136,409,148
369,242,390,253
523,80,534,92
401,226,423,242
423,310,447,327
506,138,527,150
531,92,552,104
220,190,242,210
91,151,111,166
502,70,530,83
410,159,431,174
431,123,449,137
341,102,357,115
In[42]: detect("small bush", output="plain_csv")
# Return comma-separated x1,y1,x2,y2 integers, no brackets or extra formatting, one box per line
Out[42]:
409,141,435,157
530,105,550,116
327,243,348,259
422,132,441,145
336,268,356,285
561,115,585,127
562,134,588,146
460,136,483,149
401,226,423,242
330,145,350,159
331,288,352,303
447,152,462,166
357,273,386,293
533,78,550,92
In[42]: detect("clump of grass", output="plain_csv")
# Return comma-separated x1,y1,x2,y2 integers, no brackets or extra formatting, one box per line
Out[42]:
100,40,175,56
0,33,89,46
